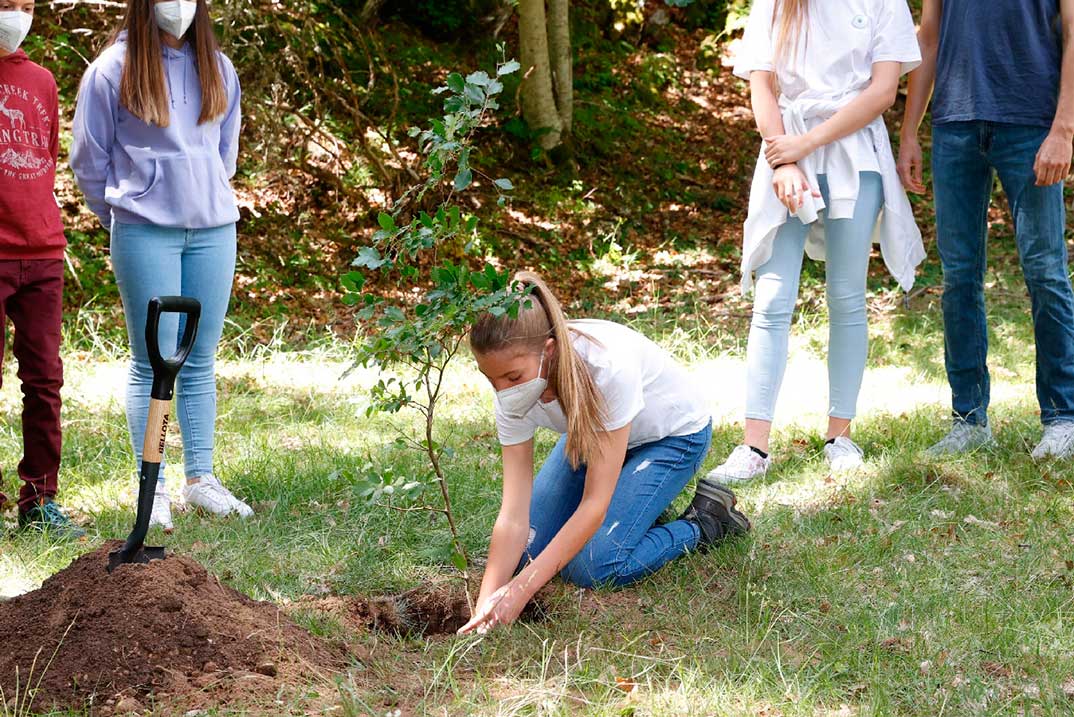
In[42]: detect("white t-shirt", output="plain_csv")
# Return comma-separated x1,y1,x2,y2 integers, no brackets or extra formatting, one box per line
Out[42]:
733,0,921,104
731,0,925,294
494,320,712,450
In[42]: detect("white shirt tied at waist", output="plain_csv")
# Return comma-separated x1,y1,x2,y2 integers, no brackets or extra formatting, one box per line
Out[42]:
740,93,925,294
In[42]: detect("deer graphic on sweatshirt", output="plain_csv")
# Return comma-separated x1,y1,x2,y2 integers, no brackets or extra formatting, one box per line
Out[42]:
0,97,25,129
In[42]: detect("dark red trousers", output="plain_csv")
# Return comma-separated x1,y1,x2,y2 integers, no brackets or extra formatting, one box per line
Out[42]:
0,260,64,513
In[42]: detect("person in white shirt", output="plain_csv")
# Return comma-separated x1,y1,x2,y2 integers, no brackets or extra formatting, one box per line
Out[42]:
458,272,749,634
707,0,925,484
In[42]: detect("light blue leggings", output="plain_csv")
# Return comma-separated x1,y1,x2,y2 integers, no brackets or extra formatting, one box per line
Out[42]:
745,172,883,422
111,221,237,479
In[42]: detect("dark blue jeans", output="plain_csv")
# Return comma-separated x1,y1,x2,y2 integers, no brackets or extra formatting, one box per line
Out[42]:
519,423,712,589
932,121,1074,426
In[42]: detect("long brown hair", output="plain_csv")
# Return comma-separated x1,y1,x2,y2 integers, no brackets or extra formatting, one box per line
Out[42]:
772,0,809,69
470,271,607,468
115,0,227,127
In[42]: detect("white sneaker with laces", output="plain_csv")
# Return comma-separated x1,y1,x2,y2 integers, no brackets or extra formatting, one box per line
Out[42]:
1031,421,1074,460
149,485,174,533
925,421,995,457
824,436,865,473
705,445,770,485
182,475,254,518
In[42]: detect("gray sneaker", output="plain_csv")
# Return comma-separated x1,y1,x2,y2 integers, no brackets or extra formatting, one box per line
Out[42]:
1031,421,1074,460
925,420,995,457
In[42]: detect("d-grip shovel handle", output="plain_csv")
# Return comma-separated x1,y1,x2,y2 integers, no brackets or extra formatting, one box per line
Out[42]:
146,296,201,401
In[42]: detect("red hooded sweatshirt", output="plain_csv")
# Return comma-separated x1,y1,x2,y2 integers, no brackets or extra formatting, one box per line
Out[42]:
0,49,64,259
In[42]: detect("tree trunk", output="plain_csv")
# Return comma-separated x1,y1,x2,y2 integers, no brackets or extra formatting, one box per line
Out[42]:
518,0,563,150
546,0,572,137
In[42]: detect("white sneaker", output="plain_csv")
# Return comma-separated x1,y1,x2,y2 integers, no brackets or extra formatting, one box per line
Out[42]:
1031,421,1074,460
705,445,770,485
925,421,995,457
824,436,865,473
182,475,254,518
149,485,174,533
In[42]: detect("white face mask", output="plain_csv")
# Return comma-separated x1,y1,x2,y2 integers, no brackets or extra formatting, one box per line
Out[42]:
154,0,197,40
0,11,32,54
497,350,547,420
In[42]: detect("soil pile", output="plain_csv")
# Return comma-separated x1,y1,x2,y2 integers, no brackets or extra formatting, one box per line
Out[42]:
0,543,341,713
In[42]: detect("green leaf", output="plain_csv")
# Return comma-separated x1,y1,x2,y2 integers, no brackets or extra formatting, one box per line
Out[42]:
493,178,514,191
450,551,468,572
464,83,485,104
498,59,521,76
466,70,491,87
353,246,387,270
453,167,473,191
378,212,395,232
341,271,366,292
446,72,465,94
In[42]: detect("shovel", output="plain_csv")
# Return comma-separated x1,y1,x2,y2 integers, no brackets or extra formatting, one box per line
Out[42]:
108,296,201,572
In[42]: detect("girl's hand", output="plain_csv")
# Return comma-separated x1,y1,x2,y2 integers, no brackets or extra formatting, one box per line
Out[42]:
457,583,527,635
771,164,820,214
764,133,816,168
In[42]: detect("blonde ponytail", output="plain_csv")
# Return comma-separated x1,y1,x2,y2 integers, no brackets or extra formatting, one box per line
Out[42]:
470,271,607,468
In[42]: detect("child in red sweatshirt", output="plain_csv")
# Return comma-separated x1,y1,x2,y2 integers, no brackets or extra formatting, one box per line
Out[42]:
0,0,84,538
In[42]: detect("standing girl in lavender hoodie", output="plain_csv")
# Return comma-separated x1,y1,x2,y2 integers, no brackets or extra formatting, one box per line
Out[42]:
70,0,252,530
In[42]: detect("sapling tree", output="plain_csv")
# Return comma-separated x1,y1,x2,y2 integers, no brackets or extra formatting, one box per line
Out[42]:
342,51,527,608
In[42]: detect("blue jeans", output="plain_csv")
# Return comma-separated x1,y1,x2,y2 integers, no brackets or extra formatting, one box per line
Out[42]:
111,222,236,478
746,172,884,422
932,122,1074,426
520,423,712,589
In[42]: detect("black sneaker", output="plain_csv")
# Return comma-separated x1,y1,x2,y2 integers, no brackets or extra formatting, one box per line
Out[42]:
679,479,750,551
19,499,87,539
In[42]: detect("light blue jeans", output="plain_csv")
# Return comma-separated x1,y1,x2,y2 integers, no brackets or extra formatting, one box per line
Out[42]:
111,222,236,479
519,423,712,589
745,172,883,422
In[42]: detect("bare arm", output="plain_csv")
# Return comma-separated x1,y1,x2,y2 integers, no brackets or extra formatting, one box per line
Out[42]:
750,71,786,139
1034,0,1074,186
764,62,903,168
473,440,535,606
897,0,942,192
511,425,627,596
459,424,631,633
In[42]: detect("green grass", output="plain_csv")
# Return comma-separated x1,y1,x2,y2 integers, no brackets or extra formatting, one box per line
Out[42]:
3,277,1073,716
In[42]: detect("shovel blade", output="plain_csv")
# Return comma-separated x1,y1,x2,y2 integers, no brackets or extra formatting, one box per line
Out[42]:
107,545,166,573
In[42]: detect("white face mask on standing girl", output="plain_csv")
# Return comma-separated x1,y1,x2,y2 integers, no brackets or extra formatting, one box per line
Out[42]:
154,0,197,39
0,10,32,54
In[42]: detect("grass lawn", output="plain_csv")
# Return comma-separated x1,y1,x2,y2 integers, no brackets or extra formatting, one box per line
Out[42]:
2,271,1072,717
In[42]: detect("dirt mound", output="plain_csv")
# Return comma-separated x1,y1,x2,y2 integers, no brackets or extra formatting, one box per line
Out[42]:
0,542,342,713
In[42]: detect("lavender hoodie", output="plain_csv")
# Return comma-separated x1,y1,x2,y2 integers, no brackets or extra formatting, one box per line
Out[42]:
70,32,241,229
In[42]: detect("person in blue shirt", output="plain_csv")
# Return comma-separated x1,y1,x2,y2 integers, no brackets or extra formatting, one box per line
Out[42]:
898,0,1074,460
